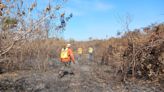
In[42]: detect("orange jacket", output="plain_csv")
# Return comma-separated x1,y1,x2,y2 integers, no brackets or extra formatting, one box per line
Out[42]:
60,48,75,63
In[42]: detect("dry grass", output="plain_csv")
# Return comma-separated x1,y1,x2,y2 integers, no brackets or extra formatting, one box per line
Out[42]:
0,18,164,87
101,23,164,83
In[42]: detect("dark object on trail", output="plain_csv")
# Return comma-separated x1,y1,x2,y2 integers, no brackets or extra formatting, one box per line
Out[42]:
58,70,74,78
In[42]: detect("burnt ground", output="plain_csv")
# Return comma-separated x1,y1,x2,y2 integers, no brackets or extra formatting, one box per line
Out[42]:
0,57,163,92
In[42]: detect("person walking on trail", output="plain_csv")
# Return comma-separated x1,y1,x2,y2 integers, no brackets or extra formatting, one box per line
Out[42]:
58,44,75,78
88,46,94,61
77,47,83,61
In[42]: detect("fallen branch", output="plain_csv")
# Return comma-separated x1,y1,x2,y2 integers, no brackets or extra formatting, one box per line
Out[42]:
0,41,16,56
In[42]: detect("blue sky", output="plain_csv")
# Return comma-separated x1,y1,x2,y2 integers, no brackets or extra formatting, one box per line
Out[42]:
61,0,164,41
22,0,164,41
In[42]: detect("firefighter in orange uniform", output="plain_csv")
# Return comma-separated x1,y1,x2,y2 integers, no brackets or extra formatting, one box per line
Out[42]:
58,44,75,78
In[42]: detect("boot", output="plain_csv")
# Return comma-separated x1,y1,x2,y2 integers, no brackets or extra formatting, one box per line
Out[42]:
58,70,64,78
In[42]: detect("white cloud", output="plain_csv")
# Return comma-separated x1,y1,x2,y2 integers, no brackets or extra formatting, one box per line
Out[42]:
94,2,113,11
67,0,114,16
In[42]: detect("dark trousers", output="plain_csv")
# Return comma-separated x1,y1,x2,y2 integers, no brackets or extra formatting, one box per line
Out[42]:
60,62,73,74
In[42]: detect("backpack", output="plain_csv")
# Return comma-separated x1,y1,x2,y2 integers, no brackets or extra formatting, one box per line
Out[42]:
60,48,68,59
88,47,93,53
78,48,82,54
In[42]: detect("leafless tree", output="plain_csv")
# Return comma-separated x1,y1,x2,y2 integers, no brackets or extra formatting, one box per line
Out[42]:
0,0,72,71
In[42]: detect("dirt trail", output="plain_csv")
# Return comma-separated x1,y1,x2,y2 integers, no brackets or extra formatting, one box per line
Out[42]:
0,59,163,92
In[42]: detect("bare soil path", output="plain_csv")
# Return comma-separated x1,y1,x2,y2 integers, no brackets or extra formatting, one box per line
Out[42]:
0,59,163,92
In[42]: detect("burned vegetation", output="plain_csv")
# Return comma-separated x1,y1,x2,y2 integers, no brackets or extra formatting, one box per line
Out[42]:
101,24,164,86
0,0,163,92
